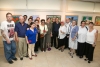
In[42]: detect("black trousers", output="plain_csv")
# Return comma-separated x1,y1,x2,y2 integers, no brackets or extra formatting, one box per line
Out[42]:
85,43,95,61
40,37,46,51
53,32,58,48
77,42,85,57
51,36,54,47
34,33,40,52
65,36,69,49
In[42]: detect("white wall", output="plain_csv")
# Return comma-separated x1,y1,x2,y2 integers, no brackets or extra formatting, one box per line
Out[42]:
0,0,100,47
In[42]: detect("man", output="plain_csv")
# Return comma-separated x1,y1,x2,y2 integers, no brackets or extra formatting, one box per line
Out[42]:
1,13,17,64
52,17,60,49
23,15,28,23
65,18,72,49
15,16,28,60
51,18,56,47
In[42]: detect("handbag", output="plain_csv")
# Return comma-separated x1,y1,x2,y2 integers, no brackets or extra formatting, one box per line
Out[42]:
40,25,45,38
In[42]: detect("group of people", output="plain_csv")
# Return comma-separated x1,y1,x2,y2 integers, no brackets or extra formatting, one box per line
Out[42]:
1,12,98,64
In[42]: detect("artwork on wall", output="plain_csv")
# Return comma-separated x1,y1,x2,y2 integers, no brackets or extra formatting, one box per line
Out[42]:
82,16,92,25
95,16,100,26
46,15,61,22
32,15,39,21
12,15,20,23
65,15,78,23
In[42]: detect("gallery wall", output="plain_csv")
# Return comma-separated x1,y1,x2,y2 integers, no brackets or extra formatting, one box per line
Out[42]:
0,0,100,31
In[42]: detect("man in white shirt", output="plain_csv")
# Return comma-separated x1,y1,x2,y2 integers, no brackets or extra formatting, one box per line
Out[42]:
1,13,17,64
65,18,72,49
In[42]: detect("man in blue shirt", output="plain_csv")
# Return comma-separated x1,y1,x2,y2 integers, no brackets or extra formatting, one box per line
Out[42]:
15,16,28,60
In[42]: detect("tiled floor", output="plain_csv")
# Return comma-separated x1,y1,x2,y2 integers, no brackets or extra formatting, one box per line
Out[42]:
0,42,100,67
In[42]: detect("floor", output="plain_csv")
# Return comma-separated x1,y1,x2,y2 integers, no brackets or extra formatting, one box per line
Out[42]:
0,42,100,67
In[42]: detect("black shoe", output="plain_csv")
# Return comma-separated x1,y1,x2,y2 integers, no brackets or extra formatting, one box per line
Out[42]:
88,61,91,63
12,57,17,61
20,58,23,60
8,60,13,64
25,55,28,58
84,59,87,61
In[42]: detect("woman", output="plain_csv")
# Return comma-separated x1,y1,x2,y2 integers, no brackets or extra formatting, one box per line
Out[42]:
27,18,33,28
25,22,38,60
45,18,52,51
58,21,67,52
84,22,98,63
77,21,87,58
69,20,79,58
34,20,40,52
39,19,48,52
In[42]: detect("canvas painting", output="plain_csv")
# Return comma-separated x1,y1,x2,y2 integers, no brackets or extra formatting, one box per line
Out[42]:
82,16,92,25
95,16,100,26
65,15,78,23
32,15,39,21
12,15,20,23
46,15,61,22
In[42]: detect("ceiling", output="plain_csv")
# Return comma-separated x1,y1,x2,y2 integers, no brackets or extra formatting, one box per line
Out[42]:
71,0,100,2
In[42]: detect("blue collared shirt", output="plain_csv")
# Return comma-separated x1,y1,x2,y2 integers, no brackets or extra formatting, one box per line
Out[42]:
15,22,28,38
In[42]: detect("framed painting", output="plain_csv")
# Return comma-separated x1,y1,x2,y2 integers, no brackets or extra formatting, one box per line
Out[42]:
82,16,92,25
65,15,78,23
46,15,61,22
12,15,20,23
95,16,100,26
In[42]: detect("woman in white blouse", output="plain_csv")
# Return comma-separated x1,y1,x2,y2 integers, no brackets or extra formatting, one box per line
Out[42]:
84,22,98,63
58,21,67,52
77,21,88,58
39,19,48,52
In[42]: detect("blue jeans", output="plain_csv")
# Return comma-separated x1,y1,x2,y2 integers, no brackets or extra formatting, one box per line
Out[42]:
3,40,16,61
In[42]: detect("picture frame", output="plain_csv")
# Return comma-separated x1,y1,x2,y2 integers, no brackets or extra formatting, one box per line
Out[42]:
95,16,100,26
65,15,78,23
12,15,21,23
82,16,92,25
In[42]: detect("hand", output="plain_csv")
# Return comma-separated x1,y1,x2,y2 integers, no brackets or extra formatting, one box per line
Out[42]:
92,44,96,47
7,39,11,44
27,41,29,44
67,36,69,38
51,33,52,37
60,30,63,33
72,38,75,41
36,39,38,42
15,37,19,42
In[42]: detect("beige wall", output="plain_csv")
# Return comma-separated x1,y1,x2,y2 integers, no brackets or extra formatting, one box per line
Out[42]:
0,0,100,47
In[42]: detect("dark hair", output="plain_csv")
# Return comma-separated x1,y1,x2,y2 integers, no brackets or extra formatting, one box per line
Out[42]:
28,18,33,21
6,12,12,17
56,17,59,19
41,19,45,22
23,15,27,18
34,20,39,22
47,18,51,20
30,22,35,27
81,21,86,24
89,22,94,25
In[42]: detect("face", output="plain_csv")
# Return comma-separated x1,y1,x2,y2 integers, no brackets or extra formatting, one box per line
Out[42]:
41,21,45,25
72,21,76,26
47,18,51,22
52,18,55,22
66,18,70,23
23,16,27,21
6,14,12,22
56,18,59,22
81,22,86,27
31,24,36,28
28,19,32,24
89,23,94,28
61,22,64,26
35,21,39,25
19,16,24,23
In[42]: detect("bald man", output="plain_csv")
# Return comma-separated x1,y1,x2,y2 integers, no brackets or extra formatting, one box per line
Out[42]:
15,16,28,60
